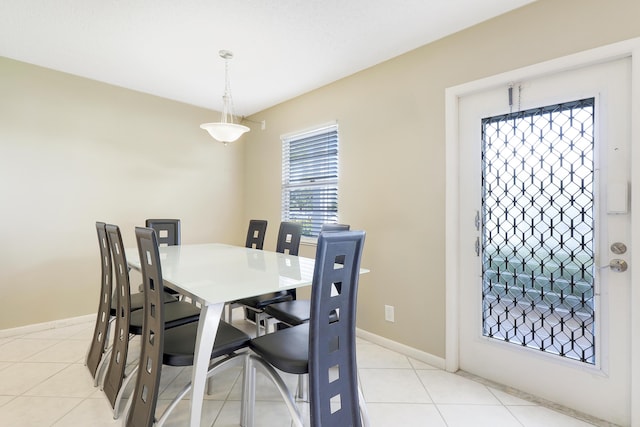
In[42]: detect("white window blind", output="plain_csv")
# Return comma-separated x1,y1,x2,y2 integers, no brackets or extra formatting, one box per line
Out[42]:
282,123,339,237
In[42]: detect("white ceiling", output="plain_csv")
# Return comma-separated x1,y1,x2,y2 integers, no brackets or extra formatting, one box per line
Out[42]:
0,0,534,116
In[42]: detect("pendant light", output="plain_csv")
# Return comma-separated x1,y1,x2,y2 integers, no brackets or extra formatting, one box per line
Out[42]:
200,50,250,144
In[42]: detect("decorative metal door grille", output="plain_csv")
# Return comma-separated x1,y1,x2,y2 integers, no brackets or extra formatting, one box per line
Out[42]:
481,98,596,364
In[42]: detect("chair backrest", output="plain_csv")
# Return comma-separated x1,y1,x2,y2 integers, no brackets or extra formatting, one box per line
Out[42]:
102,224,133,407
276,221,303,299
275,221,302,256
127,227,166,427
308,230,365,427
245,219,268,250
320,223,350,265
145,219,181,247
86,222,113,378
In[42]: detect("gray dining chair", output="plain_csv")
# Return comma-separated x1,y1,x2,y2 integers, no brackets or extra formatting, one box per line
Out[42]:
264,223,350,330
87,222,177,389
102,224,201,419
234,221,302,336
144,218,183,298
243,230,368,427
145,218,181,246
226,219,269,323
86,222,115,381
123,227,250,427
245,219,268,249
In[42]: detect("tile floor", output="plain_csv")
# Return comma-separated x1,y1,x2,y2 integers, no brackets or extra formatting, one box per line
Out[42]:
0,316,611,427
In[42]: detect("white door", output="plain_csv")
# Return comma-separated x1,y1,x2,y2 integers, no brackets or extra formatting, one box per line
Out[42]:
458,58,631,425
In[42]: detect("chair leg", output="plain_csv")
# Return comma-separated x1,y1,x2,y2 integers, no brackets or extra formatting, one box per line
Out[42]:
241,353,254,427
226,303,245,323
225,302,232,323
95,345,114,388
255,312,274,337
113,364,139,419
120,387,134,427
268,316,280,334
155,352,246,427
155,379,192,427
296,374,308,401
87,316,114,381
247,354,303,427
358,385,371,427
255,312,262,337
262,315,281,335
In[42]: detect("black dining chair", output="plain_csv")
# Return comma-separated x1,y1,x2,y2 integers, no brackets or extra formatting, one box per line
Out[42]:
245,219,268,249
243,230,369,427
234,221,302,336
264,223,351,329
101,224,201,419
227,219,269,323
124,227,250,427
86,222,116,381
88,222,175,388
262,223,350,401
145,218,181,246
144,218,183,298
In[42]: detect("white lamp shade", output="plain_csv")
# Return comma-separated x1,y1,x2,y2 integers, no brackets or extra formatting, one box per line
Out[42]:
200,122,250,143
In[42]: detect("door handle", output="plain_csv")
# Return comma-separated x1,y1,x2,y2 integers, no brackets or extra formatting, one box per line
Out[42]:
608,259,628,273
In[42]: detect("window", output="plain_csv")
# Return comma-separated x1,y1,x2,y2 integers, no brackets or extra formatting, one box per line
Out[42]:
282,123,339,238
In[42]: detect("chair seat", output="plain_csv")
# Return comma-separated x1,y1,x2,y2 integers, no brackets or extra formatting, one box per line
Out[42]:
163,321,250,366
249,324,309,375
129,301,200,335
110,291,176,316
264,300,340,328
264,300,311,326
235,291,293,311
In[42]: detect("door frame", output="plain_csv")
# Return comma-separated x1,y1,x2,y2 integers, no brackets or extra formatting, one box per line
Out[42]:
445,37,640,425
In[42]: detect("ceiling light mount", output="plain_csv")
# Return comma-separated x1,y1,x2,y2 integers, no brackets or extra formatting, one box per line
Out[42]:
218,49,233,60
200,49,250,145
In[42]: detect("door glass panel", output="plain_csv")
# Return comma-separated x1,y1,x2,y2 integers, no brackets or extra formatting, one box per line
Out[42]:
481,98,596,364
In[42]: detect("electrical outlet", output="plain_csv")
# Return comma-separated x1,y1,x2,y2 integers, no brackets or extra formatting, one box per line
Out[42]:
384,305,395,322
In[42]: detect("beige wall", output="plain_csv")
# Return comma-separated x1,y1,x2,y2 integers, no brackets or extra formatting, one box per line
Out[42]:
243,0,640,358
0,58,246,329
2,0,639,355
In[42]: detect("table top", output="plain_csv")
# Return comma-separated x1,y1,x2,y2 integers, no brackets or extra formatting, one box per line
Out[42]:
126,243,316,305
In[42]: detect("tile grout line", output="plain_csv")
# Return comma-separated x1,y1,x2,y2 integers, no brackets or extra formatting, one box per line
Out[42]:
407,353,450,426
457,370,615,427
485,387,527,427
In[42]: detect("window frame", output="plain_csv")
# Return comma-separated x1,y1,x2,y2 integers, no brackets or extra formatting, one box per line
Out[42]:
281,122,339,241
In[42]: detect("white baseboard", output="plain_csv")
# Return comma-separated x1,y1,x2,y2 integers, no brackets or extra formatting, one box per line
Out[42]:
0,314,95,338
356,328,446,370
2,315,447,372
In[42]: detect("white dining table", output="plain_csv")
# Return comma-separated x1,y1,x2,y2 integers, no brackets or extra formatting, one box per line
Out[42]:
126,243,317,427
